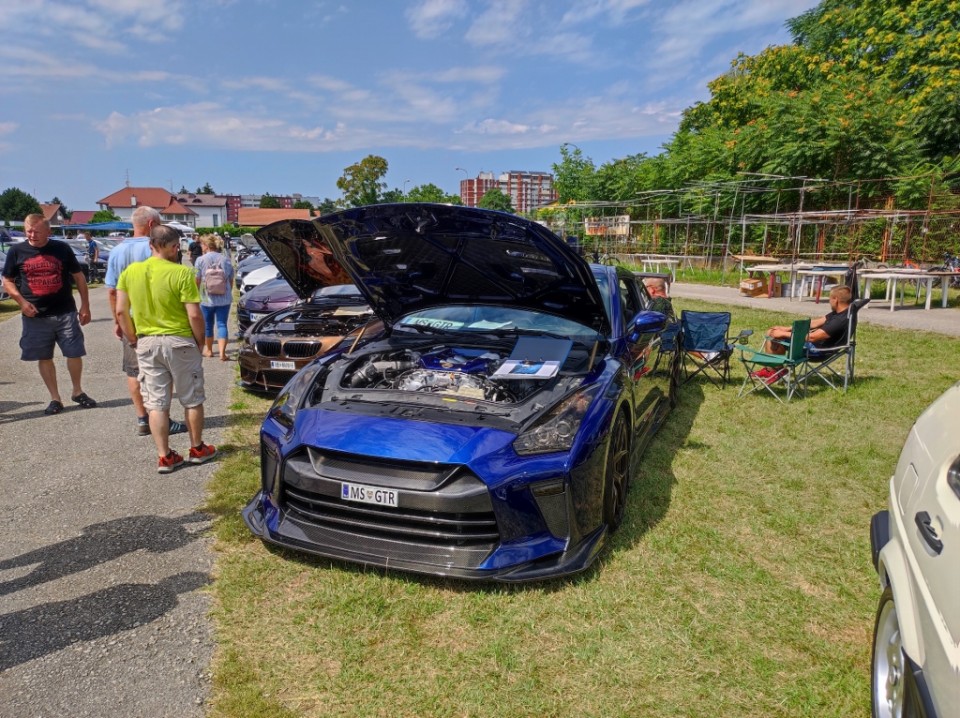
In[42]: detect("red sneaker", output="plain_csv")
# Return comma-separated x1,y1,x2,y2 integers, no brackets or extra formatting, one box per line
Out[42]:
765,368,789,385
158,450,185,474
187,442,217,464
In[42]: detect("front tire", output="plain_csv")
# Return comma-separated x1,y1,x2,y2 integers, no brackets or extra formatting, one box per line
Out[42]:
603,413,631,530
871,586,917,718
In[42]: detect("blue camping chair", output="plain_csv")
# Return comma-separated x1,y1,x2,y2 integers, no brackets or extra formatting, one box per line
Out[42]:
679,311,751,388
652,318,681,375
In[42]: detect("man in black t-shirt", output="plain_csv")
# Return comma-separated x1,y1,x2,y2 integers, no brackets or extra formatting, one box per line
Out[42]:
764,285,852,355
1,214,97,415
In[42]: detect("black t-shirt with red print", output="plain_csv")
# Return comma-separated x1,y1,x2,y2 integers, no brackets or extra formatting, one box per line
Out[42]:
1,240,81,316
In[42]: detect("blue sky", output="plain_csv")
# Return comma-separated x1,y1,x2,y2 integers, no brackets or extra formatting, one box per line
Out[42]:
1,0,818,212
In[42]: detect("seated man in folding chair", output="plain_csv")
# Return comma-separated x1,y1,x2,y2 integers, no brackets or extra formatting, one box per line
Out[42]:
763,285,852,357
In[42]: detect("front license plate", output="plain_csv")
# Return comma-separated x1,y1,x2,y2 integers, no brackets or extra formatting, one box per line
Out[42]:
270,360,296,370
250,312,267,322
341,482,399,508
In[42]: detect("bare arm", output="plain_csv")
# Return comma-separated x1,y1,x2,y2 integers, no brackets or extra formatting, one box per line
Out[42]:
2,275,38,317
185,302,205,347
107,287,124,338
72,272,91,326
115,290,138,344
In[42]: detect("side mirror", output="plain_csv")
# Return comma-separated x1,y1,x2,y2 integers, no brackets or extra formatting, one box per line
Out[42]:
627,310,666,343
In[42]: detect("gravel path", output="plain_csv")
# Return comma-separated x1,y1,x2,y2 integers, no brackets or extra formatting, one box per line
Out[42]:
670,281,960,336
0,284,234,717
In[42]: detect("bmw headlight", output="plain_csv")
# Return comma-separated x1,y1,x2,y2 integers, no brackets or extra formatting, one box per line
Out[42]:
269,362,326,429
513,384,602,455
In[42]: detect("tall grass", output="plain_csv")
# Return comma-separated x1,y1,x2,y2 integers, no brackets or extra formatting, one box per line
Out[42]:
204,299,959,718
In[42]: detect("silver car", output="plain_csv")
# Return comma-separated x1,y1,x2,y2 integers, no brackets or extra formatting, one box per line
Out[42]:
870,381,960,718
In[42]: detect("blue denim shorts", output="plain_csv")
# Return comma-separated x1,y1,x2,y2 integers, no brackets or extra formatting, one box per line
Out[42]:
20,312,86,361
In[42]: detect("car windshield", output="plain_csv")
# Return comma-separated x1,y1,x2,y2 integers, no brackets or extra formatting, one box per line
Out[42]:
591,271,616,327
315,284,361,297
396,305,601,343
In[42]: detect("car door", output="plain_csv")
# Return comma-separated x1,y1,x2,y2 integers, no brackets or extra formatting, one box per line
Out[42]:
897,386,960,716
615,271,664,433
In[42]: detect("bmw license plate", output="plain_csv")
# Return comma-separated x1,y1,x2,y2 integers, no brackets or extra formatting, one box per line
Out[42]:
341,482,398,508
270,360,296,370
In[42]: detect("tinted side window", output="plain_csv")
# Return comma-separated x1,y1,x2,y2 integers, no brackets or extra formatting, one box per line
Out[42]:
617,277,640,330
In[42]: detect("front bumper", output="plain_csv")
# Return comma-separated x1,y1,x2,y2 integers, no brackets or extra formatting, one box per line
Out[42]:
870,509,890,571
242,490,606,582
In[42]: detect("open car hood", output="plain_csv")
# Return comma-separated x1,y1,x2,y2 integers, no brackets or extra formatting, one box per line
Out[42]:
255,204,609,333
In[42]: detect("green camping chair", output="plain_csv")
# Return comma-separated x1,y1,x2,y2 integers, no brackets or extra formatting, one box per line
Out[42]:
737,318,811,403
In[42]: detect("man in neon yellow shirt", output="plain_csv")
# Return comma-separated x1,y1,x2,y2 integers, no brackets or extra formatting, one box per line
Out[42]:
116,225,217,473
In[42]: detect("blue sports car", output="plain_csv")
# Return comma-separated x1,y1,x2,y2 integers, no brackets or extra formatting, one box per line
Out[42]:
243,204,679,581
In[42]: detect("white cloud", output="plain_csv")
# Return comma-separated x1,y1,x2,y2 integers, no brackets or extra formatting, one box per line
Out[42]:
0,122,17,152
464,0,529,47
560,0,651,26
406,0,469,39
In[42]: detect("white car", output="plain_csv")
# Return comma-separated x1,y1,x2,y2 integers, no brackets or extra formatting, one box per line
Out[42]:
870,381,960,718
239,263,279,295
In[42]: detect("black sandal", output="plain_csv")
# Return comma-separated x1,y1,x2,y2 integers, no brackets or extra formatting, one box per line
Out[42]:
71,393,97,409
44,400,64,415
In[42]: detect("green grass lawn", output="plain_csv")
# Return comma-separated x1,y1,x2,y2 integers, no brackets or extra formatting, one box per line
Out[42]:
204,299,960,718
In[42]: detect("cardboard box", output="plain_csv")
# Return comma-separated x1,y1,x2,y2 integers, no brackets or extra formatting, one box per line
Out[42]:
740,278,764,296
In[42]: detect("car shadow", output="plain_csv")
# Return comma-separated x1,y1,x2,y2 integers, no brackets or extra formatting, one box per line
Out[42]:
0,512,209,597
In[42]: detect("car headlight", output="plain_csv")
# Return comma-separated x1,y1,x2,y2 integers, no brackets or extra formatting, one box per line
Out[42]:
513,384,602,455
268,362,326,429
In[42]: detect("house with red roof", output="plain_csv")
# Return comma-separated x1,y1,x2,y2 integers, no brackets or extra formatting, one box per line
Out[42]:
237,207,313,227
39,203,68,228
63,210,96,227
97,186,211,228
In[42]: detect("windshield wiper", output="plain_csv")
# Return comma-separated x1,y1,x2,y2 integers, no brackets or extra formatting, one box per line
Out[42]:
483,327,589,344
395,322,452,335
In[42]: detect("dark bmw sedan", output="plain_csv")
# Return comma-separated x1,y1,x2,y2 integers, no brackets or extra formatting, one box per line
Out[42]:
237,276,299,335
238,284,376,393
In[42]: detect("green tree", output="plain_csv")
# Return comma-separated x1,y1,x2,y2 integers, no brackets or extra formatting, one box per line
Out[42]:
337,155,389,207
381,188,405,203
318,198,338,215
477,188,513,212
552,144,596,202
293,199,314,210
196,182,215,194
90,209,121,223
406,183,461,204
0,187,43,221
259,194,281,209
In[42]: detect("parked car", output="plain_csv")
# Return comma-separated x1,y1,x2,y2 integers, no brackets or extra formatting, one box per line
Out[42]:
242,204,678,581
236,277,299,335
236,252,273,290
64,239,106,282
240,263,280,294
0,249,8,300
238,284,374,393
870,381,959,718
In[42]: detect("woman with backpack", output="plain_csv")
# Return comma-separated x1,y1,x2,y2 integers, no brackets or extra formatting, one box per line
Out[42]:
194,235,235,360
